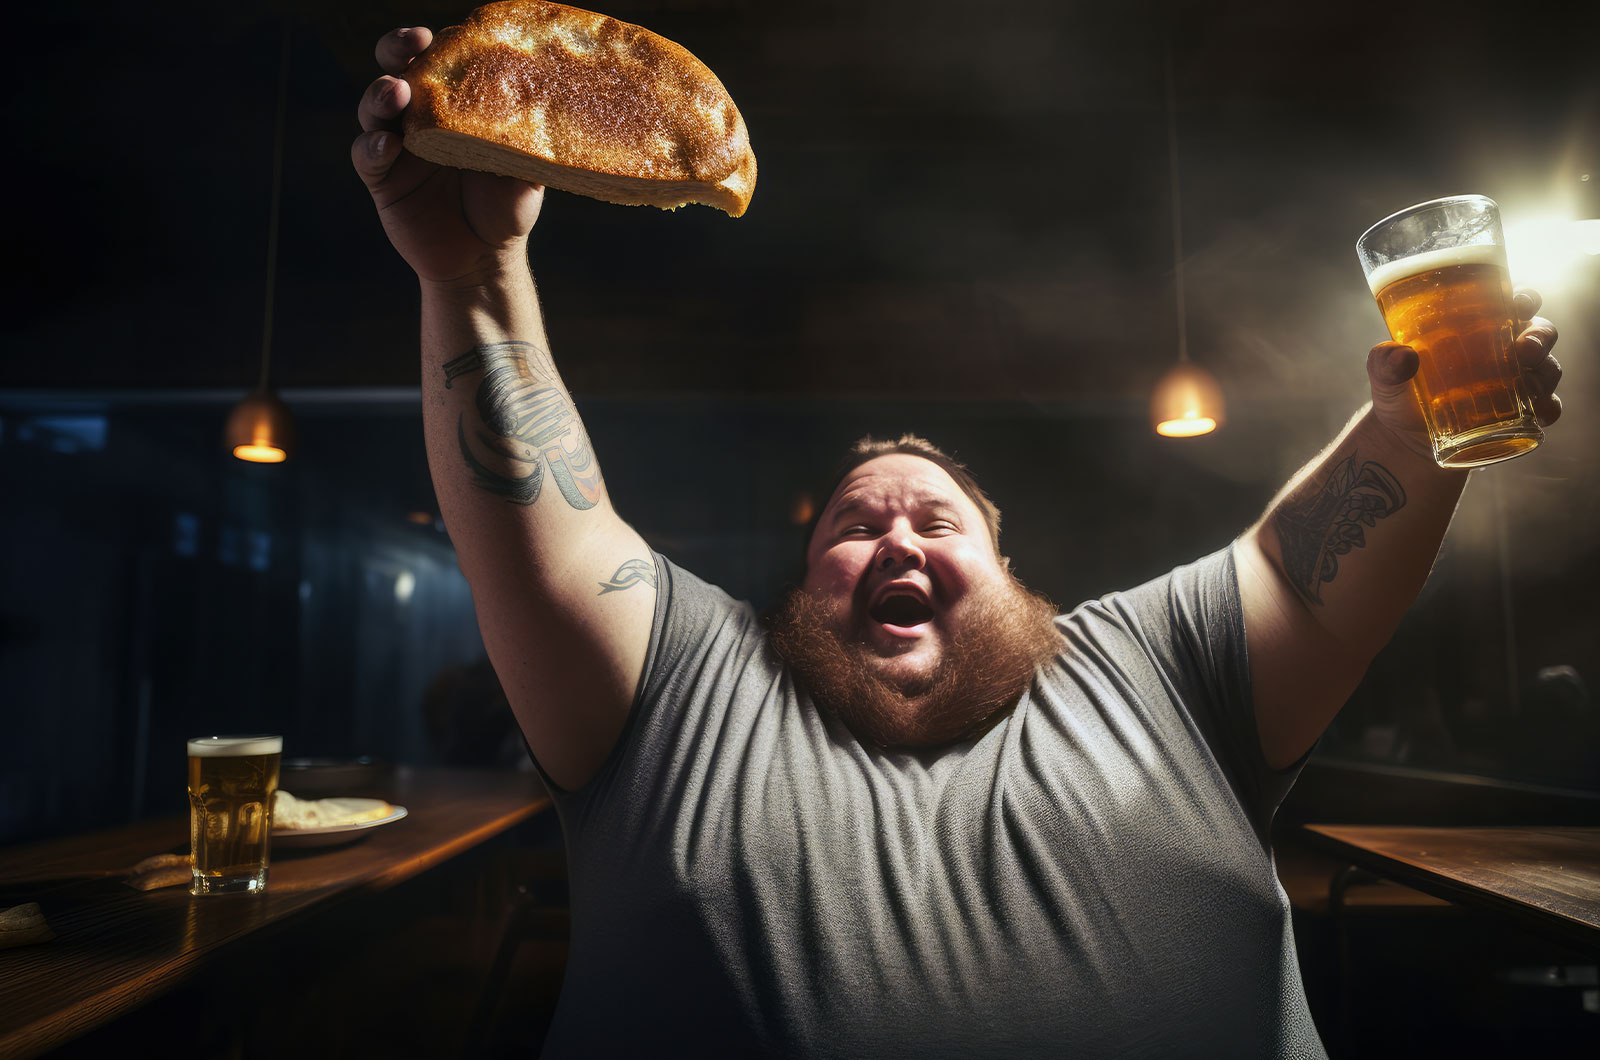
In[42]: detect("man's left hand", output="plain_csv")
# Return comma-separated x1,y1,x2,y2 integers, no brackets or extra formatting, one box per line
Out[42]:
1366,288,1563,463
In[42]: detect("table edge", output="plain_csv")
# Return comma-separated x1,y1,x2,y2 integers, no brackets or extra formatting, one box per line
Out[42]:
0,791,552,1060
1298,824,1600,951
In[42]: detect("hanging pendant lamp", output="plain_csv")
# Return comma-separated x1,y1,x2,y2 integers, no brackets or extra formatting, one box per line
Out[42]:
227,22,297,464
1150,42,1224,439
226,389,296,463
1152,362,1225,437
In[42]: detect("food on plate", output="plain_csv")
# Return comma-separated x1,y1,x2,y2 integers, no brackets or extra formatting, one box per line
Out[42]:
272,790,394,830
401,0,756,215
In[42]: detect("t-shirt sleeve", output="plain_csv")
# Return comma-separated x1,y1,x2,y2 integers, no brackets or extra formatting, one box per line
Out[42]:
1108,542,1303,844
539,551,762,812
633,552,754,716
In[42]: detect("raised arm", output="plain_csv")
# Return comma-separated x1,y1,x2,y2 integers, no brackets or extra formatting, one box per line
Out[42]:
1236,292,1562,770
353,27,655,790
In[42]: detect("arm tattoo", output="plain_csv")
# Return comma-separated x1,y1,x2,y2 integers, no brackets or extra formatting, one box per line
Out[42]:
443,341,602,510
441,348,484,389
1274,453,1406,606
598,558,657,596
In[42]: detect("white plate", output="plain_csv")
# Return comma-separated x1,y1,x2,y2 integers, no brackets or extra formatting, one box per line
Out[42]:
272,804,408,847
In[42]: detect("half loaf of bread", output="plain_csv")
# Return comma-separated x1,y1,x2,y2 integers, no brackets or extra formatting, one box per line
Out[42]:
402,0,756,216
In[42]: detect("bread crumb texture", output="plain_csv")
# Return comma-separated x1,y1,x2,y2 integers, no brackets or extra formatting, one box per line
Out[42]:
403,0,755,214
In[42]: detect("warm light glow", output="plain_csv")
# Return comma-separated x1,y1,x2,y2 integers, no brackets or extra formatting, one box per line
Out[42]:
233,444,287,463
1505,214,1600,294
225,389,295,463
790,493,816,526
1156,417,1218,438
1577,219,1600,256
1150,362,1225,438
406,511,434,526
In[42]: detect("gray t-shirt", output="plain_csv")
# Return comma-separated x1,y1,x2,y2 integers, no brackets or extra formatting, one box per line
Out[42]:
538,546,1326,1058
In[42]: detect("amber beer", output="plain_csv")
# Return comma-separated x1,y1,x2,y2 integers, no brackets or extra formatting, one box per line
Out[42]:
1357,196,1542,468
187,735,282,895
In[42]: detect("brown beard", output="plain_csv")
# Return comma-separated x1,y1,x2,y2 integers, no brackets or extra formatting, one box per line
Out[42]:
768,573,1062,749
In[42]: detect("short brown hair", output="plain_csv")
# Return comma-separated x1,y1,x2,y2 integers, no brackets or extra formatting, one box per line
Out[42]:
807,434,1006,567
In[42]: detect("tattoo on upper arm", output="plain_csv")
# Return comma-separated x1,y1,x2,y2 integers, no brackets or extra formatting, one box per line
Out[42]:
443,341,602,510
598,559,657,595
1275,453,1406,605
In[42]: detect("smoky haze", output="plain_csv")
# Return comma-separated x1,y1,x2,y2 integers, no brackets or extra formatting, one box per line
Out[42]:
3,0,1593,397
0,0,1595,797
1,0,1593,538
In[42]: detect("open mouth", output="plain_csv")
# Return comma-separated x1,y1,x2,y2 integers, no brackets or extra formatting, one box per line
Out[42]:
869,593,936,629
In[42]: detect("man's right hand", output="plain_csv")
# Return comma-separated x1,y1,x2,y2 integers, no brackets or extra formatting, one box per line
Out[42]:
352,27,546,287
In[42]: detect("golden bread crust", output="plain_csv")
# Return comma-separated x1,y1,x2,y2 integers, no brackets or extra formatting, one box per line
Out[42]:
402,0,755,216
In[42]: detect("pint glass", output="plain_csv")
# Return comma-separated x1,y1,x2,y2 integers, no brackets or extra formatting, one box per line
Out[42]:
1356,196,1541,468
187,735,282,895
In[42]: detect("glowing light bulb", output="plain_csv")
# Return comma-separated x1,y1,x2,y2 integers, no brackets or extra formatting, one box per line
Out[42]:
233,444,287,463
1150,363,1225,438
1156,416,1218,438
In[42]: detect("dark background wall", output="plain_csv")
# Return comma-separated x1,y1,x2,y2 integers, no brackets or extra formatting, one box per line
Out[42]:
2,0,1597,843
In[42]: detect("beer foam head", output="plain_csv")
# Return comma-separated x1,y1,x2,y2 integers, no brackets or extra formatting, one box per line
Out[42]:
187,735,283,756
1366,242,1507,297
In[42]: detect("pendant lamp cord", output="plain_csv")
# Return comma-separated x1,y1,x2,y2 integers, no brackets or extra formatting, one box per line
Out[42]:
1165,38,1188,365
259,22,291,391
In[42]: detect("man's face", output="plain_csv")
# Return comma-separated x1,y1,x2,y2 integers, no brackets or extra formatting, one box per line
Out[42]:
801,454,1008,695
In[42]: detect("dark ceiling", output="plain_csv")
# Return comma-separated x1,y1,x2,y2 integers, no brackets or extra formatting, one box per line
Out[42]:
5,0,1597,401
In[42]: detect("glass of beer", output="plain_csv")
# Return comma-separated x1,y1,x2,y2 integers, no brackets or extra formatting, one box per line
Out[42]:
1357,195,1541,468
187,735,282,895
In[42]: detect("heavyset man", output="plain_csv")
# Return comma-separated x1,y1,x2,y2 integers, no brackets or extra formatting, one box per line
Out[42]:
353,25,1564,1058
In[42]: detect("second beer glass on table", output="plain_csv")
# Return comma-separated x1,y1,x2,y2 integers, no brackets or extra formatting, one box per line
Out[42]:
1356,195,1542,468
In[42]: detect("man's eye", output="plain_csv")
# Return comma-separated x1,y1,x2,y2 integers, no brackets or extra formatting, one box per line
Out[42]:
839,525,873,538
923,522,958,536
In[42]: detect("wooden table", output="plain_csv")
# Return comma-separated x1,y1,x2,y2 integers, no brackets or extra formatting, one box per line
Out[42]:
0,766,551,1060
1300,824,1600,952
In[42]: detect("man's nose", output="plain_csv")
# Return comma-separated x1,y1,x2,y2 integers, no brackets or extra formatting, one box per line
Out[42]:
876,528,926,572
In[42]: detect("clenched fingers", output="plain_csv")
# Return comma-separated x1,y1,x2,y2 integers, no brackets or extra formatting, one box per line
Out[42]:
377,26,433,75
1512,315,1562,426
358,75,410,134
352,74,411,190
1531,390,1563,427
1514,316,1558,366
1512,287,1542,321
350,128,404,189
1515,316,1560,389
1367,341,1419,389
359,28,430,133
353,28,431,191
